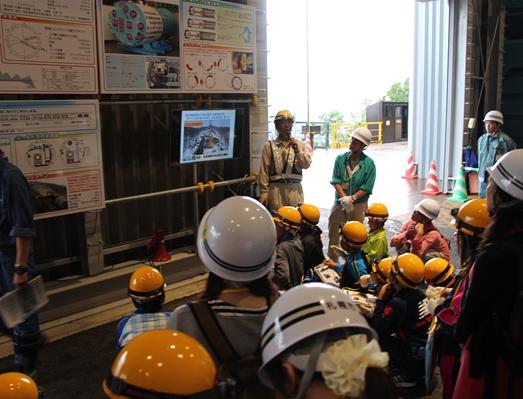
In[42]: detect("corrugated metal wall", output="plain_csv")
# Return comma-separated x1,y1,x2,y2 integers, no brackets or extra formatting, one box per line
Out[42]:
409,0,469,192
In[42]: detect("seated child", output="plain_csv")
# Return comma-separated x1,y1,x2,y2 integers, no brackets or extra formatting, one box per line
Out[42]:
116,265,169,349
390,198,450,261
362,202,389,265
371,253,433,389
324,221,370,291
424,257,455,315
296,203,325,276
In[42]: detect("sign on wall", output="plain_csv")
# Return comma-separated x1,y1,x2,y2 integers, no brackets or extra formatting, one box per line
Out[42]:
0,100,105,220
97,0,256,93
0,0,98,93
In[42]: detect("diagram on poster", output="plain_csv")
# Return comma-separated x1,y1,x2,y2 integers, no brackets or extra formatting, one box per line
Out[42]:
98,0,181,92
181,0,256,92
0,100,105,220
0,0,98,93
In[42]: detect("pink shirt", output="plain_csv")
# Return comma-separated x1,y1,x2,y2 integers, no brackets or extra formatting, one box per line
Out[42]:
390,219,450,260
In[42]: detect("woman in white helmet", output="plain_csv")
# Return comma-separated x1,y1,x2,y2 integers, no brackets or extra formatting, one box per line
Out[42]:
477,110,516,198
390,198,450,261
328,127,376,260
454,149,523,399
258,283,395,399
167,196,278,394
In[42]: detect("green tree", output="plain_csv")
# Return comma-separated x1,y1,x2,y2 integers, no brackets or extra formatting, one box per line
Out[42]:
385,78,409,102
349,98,374,122
318,110,344,124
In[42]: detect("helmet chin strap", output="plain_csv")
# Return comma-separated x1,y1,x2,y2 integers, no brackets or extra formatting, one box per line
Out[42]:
293,332,327,399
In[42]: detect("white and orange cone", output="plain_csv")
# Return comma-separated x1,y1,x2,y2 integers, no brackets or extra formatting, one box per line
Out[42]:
305,133,314,153
421,161,442,195
402,153,418,179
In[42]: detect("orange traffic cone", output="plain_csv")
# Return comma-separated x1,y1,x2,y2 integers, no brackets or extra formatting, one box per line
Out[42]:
305,133,314,153
402,153,418,179
147,229,171,262
421,161,442,195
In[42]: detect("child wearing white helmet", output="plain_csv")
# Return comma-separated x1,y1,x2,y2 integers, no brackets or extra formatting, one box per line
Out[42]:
454,149,523,399
477,110,516,198
167,196,278,397
258,283,395,399
390,198,450,262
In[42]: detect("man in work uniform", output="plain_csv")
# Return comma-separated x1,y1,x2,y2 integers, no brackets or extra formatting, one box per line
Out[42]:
477,110,516,198
258,110,312,211
0,150,43,375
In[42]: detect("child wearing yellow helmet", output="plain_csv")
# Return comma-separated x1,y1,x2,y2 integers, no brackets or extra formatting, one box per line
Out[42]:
371,253,433,391
362,202,389,266
115,265,169,349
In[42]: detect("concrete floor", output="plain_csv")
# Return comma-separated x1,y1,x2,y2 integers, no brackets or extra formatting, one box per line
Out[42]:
0,142,471,398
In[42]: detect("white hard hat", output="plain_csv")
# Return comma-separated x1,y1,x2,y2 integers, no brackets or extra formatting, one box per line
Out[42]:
483,110,503,125
414,198,440,220
350,127,372,147
488,149,523,201
258,283,376,387
197,196,277,282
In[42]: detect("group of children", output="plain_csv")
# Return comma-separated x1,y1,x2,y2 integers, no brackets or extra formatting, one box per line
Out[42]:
4,150,522,399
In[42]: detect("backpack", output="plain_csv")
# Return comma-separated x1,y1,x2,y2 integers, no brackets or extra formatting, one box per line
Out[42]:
188,301,274,399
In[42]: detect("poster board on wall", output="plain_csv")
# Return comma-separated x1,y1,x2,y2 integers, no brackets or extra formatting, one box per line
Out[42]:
97,0,256,93
0,0,98,93
0,100,105,220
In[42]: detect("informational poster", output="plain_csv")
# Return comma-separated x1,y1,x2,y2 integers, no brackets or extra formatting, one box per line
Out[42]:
97,0,181,93
179,109,235,163
98,0,256,93
181,0,256,92
0,0,98,93
0,100,105,220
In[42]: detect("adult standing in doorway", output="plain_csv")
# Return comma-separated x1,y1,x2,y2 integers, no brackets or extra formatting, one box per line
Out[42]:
258,110,312,211
477,110,516,198
327,127,376,259
0,150,43,375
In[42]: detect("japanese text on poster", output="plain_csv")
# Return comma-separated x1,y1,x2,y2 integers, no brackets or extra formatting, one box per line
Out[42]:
0,100,105,219
97,0,181,93
0,0,97,93
181,0,256,92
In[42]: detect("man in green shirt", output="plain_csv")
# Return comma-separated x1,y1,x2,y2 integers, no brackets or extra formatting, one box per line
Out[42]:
328,127,376,259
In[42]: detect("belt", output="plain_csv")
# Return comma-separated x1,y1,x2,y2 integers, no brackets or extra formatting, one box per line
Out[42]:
271,179,301,184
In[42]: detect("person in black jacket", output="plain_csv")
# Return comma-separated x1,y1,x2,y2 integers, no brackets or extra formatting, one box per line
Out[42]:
454,149,523,399
296,203,324,277
371,253,432,388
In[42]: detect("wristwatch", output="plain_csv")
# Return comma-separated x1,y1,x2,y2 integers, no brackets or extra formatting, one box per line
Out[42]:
14,265,28,275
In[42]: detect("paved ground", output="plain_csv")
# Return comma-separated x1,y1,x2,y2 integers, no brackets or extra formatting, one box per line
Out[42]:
0,142,470,398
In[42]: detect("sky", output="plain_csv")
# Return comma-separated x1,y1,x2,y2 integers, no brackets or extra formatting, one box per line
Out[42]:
266,0,414,123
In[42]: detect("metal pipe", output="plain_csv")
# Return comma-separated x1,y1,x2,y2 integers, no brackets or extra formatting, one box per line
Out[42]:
105,175,254,205
99,98,252,106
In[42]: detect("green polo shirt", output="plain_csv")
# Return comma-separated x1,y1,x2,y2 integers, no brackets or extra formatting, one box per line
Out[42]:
330,151,376,203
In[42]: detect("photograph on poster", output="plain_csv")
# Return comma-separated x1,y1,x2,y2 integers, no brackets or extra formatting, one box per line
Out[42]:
179,110,235,163
146,57,180,88
30,180,68,214
232,51,254,74
102,0,179,57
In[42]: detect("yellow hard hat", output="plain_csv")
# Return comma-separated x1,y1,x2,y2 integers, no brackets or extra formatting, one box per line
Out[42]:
391,253,425,288
451,199,490,237
297,203,320,225
372,257,394,283
365,203,389,221
128,266,165,300
0,372,38,399
103,330,216,398
424,258,455,286
273,206,302,229
274,109,295,123
340,221,368,246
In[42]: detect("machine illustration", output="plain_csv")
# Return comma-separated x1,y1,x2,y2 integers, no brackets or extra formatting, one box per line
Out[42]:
59,138,90,164
107,1,178,56
147,59,179,88
26,141,54,168
183,122,230,161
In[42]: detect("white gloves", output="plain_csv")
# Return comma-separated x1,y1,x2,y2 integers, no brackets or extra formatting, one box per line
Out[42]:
339,196,354,213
